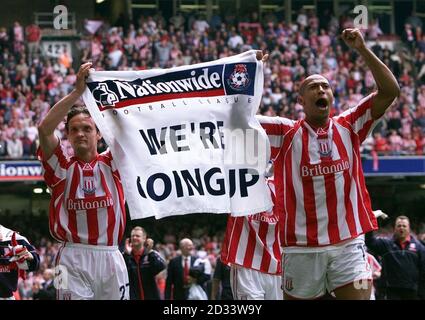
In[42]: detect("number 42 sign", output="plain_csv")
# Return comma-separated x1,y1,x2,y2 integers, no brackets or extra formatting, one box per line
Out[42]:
41,41,72,58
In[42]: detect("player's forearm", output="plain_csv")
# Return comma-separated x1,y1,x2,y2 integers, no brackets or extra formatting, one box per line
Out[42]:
38,89,82,136
357,45,400,98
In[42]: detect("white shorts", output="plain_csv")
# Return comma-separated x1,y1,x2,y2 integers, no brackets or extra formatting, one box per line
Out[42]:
55,243,129,300
282,240,371,299
230,265,283,300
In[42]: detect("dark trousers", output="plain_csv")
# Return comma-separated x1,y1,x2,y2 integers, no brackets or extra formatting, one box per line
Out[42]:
386,287,418,300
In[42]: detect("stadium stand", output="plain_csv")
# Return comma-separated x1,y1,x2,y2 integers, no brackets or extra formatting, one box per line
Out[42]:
0,3,424,299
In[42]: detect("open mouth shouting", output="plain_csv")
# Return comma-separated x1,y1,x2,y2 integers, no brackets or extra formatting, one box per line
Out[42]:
315,98,329,110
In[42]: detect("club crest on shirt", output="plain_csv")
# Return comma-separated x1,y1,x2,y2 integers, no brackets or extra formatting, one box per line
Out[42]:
317,137,332,158
82,177,96,195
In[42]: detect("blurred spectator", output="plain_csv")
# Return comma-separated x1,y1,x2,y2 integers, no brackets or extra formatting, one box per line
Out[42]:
0,11,424,163
388,129,403,155
0,132,7,157
32,268,55,300
373,132,389,156
7,132,23,158
169,11,185,30
123,226,166,300
366,19,383,40
21,130,33,157
25,24,41,62
165,238,211,300
154,36,172,68
366,215,425,300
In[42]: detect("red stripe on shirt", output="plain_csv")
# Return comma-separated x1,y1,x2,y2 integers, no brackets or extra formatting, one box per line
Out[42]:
52,182,68,241
220,215,234,265
323,169,340,243
100,170,116,246
261,123,283,136
68,166,81,243
353,146,377,232
301,127,318,246
242,219,257,267
272,223,281,273
357,119,374,143
227,216,244,263
83,166,99,246
112,169,126,243
282,135,296,246
333,126,357,237
258,221,272,272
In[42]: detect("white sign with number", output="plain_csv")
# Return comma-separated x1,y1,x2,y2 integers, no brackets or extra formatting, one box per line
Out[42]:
41,41,72,58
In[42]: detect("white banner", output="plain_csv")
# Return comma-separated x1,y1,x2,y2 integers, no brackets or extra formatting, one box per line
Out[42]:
82,50,272,219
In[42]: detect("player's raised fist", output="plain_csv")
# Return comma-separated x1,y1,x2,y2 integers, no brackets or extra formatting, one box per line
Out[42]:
341,28,366,50
256,51,269,62
75,62,92,95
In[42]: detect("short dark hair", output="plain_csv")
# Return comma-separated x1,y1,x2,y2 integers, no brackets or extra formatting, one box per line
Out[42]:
395,215,410,224
65,105,95,132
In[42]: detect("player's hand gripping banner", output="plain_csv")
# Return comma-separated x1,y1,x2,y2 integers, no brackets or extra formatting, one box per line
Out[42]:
82,50,272,219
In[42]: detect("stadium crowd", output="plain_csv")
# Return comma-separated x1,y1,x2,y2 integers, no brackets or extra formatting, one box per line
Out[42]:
1,7,425,300
0,9,424,159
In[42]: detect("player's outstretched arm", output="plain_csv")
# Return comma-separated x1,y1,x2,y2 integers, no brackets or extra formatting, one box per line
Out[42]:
255,50,269,62
37,62,92,159
341,28,400,119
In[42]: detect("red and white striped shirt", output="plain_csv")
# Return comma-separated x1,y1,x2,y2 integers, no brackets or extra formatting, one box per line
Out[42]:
38,143,126,246
257,93,378,248
221,180,282,275
367,253,381,274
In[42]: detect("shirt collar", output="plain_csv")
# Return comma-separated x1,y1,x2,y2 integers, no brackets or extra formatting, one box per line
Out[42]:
398,235,411,248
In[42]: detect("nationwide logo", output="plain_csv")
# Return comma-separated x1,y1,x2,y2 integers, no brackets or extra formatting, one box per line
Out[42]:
87,63,256,111
92,83,119,108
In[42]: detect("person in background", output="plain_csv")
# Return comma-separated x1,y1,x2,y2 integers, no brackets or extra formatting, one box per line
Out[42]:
122,226,166,300
366,215,425,299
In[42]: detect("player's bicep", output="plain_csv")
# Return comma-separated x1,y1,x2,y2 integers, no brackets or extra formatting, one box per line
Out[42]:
371,92,397,120
38,133,60,161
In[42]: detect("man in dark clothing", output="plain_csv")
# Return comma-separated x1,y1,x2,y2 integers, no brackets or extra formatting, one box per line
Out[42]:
366,215,425,300
123,226,166,300
32,268,56,300
211,257,233,300
0,224,40,300
165,238,211,300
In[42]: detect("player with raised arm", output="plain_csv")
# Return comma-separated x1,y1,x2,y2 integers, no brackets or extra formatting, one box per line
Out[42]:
257,28,400,300
37,62,129,300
